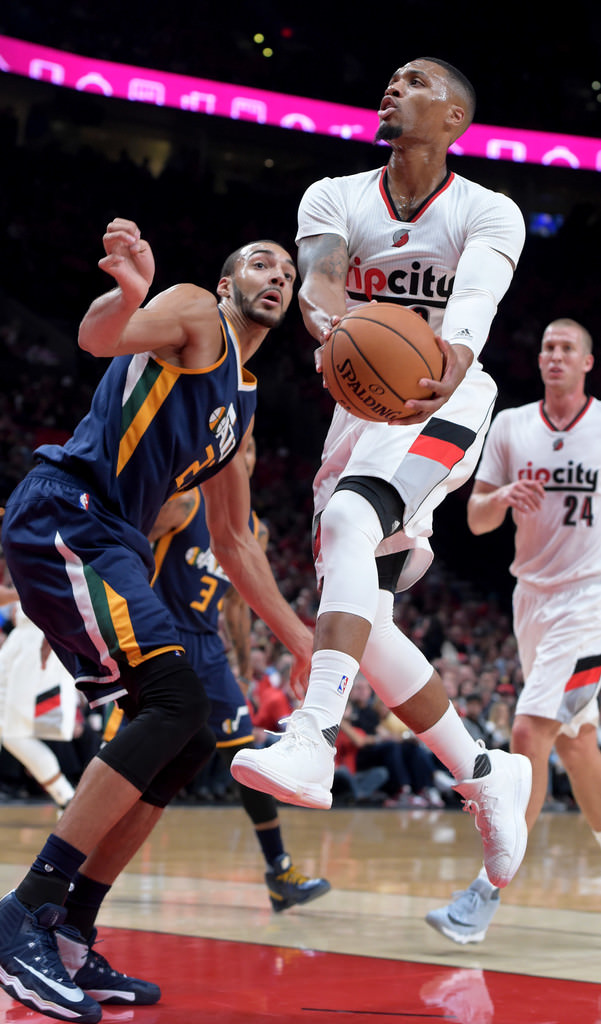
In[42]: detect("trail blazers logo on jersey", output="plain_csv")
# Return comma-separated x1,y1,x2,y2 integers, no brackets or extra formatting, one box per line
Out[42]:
392,229,410,248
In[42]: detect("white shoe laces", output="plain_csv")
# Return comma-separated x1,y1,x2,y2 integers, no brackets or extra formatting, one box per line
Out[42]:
462,795,495,840
277,715,321,752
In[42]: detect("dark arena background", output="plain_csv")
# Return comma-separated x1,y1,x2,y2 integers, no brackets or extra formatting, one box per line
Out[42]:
0,5,600,1022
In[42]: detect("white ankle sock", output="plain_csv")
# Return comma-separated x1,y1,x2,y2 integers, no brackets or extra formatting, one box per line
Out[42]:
301,649,360,732
416,704,480,782
46,774,75,808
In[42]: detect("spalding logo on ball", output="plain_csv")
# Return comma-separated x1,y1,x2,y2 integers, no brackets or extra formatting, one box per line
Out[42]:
322,303,443,423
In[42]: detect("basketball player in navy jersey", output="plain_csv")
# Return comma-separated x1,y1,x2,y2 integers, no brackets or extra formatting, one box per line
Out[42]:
104,432,331,911
0,218,313,1022
232,57,532,894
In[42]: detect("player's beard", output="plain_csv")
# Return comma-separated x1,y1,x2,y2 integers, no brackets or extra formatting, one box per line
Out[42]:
375,122,403,143
233,283,286,328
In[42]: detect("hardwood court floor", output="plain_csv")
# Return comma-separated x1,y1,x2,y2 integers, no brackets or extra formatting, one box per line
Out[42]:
0,800,600,1022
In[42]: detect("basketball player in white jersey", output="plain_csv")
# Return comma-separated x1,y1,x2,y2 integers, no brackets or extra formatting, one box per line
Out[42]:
427,317,601,943
0,551,75,812
0,602,77,813
232,57,532,891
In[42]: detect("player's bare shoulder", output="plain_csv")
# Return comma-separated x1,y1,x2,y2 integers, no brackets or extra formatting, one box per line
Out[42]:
145,283,224,369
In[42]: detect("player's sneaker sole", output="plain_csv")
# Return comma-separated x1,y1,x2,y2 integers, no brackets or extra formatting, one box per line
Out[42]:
425,911,489,944
57,926,161,1005
232,749,332,809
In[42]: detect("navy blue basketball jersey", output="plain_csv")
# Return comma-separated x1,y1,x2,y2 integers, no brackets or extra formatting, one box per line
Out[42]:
152,487,260,634
35,310,256,536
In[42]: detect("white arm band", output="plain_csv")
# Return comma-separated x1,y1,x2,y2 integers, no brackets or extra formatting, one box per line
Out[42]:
441,242,516,360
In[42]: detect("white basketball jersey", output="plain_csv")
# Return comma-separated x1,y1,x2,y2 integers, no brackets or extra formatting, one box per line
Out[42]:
476,398,601,588
296,165,524,346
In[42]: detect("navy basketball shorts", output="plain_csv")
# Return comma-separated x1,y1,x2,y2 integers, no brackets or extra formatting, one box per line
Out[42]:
178,629,254,747
2,466,185,704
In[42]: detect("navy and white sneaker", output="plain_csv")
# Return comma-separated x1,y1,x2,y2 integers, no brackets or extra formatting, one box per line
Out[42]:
57,925,161,1005
265,853,331,912
0,890,101,1022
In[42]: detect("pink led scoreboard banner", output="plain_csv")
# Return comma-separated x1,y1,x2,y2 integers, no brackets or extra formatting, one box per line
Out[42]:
2,34,600,172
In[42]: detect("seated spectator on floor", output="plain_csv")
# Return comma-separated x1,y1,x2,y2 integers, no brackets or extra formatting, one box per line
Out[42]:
460,690,491,746
477,665,501,712
348,675,443,808
333,706,390,805
247,645,293,747
485,698,513,751
378,710,445,808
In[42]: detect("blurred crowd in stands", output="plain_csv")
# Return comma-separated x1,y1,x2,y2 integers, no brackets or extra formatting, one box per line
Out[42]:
0,60,600,812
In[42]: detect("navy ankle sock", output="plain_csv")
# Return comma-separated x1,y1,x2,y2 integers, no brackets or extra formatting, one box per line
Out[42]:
256,825,285,867
16,834,87,911
64,872,112,940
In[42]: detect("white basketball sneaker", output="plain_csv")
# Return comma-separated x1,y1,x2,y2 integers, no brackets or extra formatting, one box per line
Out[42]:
231,710,336,809
453,743,532,889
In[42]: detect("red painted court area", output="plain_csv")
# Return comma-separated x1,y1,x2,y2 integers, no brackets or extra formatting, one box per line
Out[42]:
1,927,598,1024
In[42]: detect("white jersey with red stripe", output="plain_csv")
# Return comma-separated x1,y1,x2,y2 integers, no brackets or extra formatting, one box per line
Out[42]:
0,604,77,740
476,397,601,731
475,397,601,588
297,166,524,590
296,166,524,342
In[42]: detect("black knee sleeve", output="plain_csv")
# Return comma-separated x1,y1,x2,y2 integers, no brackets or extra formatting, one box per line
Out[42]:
219,744,278,825
376,551,410,593
98,652,211,794
334,475,405,539
142,725,217,807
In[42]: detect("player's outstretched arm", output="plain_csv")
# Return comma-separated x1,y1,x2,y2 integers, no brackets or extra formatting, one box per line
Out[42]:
222,516,268,690
202,444,313,697
79,218,157,357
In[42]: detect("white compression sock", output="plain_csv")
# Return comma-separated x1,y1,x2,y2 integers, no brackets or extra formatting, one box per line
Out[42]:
302,649,360,733
362,591,433,707
416,703,480,782
3,735,75,807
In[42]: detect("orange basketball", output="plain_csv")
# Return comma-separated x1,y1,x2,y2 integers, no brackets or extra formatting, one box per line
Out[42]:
322,303,443,424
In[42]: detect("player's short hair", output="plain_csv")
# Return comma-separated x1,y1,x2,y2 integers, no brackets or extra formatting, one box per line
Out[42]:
219,240,281,280
544,317,594,355
420,57,477,126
